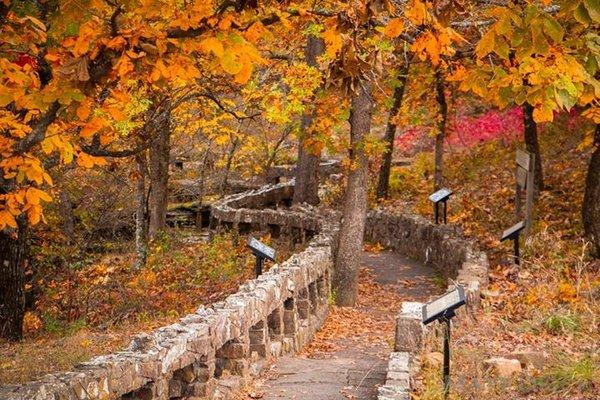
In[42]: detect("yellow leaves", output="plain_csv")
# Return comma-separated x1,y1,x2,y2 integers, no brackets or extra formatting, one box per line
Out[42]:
322,28,343,59
384,18,404,38
411,31,448,66
476,29,496,59
0,188,51,229
200,37,225,57
25,187,51,205
582,106,600,123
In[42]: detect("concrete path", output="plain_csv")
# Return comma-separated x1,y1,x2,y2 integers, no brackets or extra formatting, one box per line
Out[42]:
256,251,440,400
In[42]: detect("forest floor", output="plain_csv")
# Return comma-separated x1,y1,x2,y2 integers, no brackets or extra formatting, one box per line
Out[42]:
0,230,300,385
382,116,600,399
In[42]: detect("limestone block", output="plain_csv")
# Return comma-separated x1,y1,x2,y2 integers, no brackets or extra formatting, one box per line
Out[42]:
394,302,425,353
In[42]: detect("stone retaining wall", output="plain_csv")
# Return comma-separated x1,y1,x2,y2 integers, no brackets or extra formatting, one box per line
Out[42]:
0,230,334,400
210,181,321,237
365,210,489,305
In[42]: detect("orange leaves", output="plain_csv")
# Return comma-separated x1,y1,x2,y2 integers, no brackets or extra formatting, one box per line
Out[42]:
383,18,404,38
322,28,343,59
199,37,224,57
80,117,108,139
0,187,52,229
405,0,431,25
410,29,457,66
76,152,107,168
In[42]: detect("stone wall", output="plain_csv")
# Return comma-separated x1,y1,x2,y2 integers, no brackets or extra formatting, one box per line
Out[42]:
365,210,489,303
210,181,321,237
0,230,334,400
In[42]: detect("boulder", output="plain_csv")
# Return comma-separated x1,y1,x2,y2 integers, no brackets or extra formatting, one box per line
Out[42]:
483,357,522,378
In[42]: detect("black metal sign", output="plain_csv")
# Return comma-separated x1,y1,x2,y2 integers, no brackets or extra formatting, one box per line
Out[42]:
422,286,466,399
247,237,276,277
428,188,453,224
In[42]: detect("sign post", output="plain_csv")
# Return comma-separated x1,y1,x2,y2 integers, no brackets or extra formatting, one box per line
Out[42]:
422,286,467,399
515,149,535,239
247,237,276,277
500,221,526,265
428,188,453,224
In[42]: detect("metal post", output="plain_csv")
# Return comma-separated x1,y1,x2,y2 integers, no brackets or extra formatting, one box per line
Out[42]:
514,237,520,265
443,201,447,224
443,316,451,399
434,203,439,224
255,256,264,277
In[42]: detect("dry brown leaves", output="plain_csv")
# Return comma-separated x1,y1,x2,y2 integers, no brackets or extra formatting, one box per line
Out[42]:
301,267,403,358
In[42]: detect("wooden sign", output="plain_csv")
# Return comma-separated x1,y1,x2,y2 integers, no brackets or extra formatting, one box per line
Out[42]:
515,149,535,239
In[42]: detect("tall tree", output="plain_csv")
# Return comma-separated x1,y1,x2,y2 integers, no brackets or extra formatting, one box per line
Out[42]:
523,102,545,193
583,124,600,257
293,35,325,206
434,69,447,191
148,106,172,240
376,61,410,199
333,80,373,306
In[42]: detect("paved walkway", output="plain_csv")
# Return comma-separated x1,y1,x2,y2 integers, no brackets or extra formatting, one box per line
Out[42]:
255,251,440,400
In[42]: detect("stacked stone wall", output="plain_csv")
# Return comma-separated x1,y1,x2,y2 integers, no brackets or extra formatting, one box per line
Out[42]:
0,229,334,400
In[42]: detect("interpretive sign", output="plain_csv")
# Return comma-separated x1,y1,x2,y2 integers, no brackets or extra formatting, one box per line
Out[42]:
515,149,535,239
428,188,453,225
247,237,276,261
247,237,276,277
421,285,466,399
422,286,466,325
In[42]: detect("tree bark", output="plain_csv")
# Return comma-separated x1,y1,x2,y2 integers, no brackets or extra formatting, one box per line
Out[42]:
134,153,149,270
293,35,325,206
333,80,373,307
523,102,544,193
220,137,239,196
583,124,600,257
196,143,212,228
0,220,27,341
148,109,171,240
376,61,410,199
434,70,447,191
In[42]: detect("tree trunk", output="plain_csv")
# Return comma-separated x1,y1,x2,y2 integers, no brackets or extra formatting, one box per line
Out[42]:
196,143,212,228
583,124,600,257
59,189,75,244
134,153,149,270
376,61,410,199
148,109,171,240
0,220,27,341
293,35,325,206
434,70,447,191
220,138,239,196
523,102,544,193
333,80,373,307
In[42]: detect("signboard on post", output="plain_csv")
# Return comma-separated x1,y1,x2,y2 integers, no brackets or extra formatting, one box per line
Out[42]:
422,286,467,399
428,188,453,224
515,149,535,239
247,237,276,277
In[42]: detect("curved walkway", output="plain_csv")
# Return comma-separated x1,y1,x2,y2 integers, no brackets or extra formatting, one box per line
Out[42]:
243,250,441,400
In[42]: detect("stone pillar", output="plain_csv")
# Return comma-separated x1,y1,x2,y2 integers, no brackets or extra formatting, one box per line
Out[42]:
297,289,310,320
394,302,426,353
249,319,270,357
282,298,299,352
215,335,250,380
267,306,285,356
